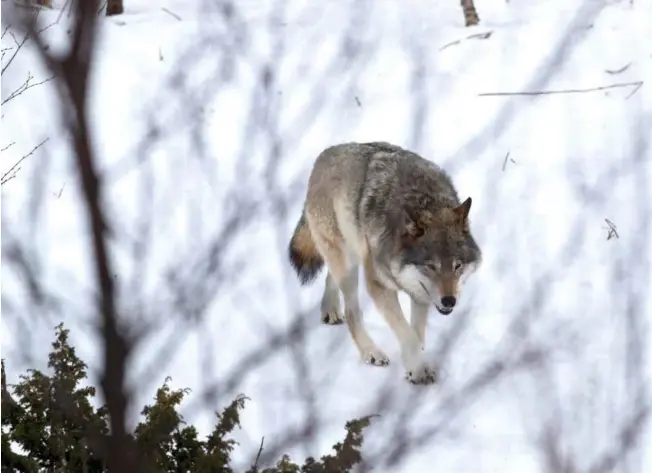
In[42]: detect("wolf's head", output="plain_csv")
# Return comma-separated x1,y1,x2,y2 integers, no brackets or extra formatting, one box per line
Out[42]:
392,197,482,315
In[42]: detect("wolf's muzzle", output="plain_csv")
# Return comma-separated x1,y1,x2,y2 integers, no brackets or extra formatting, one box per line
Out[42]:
436,296,456,315
441,296,456,308
436,306,453,315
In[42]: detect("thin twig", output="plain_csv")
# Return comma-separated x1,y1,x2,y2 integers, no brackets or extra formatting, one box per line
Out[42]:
53,183,66,198
604,218,619,240
1,16,34,76
467,31,492,40
502,152,515,171
2,74,55,106
1,142,16,153
440,30,492,50
1,138,49,186
479,81,643,97
605,63,631,75
161,7,182,21
39,0,72,34
624,81,643,99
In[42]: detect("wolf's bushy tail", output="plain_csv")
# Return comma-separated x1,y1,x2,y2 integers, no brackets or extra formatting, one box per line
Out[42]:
288,211,324,285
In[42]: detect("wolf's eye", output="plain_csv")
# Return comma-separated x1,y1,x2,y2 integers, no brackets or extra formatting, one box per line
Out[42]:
426,262,439,272
453,261,462,271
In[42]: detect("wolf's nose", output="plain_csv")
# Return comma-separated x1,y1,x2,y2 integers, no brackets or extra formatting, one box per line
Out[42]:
441,296,456,308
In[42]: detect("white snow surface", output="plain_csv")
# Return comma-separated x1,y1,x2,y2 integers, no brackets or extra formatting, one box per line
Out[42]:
2,0,652,472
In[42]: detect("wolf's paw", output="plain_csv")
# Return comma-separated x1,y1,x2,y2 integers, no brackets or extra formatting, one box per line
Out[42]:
321,309,344,325
405,364,436,385
360,347,390,367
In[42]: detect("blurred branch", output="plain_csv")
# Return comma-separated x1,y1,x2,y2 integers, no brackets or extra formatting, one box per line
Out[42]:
587,405,650,473
384,346,547,468
17,0,138,471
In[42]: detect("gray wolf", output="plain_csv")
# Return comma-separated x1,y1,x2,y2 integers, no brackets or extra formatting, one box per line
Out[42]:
288,142,482,385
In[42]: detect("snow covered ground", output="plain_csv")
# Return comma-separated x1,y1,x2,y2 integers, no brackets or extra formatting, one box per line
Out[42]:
2,0,652,471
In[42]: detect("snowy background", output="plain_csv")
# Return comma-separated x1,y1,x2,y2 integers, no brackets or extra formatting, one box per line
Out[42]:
2,0,651,471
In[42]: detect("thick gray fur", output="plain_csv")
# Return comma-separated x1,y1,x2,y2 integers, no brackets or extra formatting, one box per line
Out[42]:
288,142,482,385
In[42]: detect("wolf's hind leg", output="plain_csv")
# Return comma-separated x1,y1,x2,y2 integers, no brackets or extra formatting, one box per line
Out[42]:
314,238,389,366
320,273,344,325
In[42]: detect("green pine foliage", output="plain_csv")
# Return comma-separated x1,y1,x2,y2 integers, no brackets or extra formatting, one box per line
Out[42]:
1,324,373,472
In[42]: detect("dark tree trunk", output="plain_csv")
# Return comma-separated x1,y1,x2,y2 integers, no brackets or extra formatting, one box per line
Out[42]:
461,0,480,26
106,0,124,16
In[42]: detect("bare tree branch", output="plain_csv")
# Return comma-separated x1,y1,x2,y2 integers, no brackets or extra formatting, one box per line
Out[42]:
1,139,49,186
18,0,138,471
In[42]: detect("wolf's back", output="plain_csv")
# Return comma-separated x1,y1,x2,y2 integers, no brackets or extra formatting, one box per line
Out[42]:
287,143,374,284
288,141,452,284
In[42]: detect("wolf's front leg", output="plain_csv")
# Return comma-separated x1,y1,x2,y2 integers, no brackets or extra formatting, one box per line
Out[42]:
410,299,429,350
338,268,390,366
312,236,389,366
364,265,435,385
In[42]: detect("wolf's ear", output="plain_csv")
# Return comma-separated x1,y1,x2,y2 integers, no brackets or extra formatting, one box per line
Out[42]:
453,197,472,222
401,209,425,241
